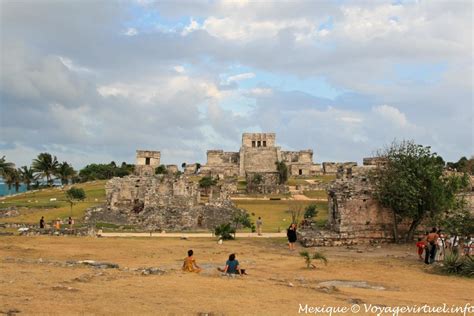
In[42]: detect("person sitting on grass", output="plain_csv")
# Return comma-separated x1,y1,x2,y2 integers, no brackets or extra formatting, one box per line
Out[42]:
182,249,202,273
218,253,246,275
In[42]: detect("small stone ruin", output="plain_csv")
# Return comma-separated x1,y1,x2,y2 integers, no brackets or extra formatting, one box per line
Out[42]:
85,173,245,231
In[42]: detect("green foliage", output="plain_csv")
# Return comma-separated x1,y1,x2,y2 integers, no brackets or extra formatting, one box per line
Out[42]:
0,156,15,178
57,162,76,185
251,174,263,185
32,152,59,186
214,223,235,240
304,204,318,219
19,166,37,190
439,252,473,277
4,168,21,192
199,176,217,188
299,251,328,269
181,162,186,168
372,140,468,242
447,156,474,175
155,164,167,175
275,161,288,184
66,187,86,216
79,162,133,181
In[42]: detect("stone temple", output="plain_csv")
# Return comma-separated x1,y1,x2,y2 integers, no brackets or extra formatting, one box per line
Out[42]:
200,133,321,178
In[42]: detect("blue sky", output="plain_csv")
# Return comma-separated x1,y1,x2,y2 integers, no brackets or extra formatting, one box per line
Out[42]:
0,0,472,168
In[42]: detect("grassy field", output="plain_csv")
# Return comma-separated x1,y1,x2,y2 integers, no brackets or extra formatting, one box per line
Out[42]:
0,181,106,224
234,199,328,232
303,190,327,199
287,174,336,186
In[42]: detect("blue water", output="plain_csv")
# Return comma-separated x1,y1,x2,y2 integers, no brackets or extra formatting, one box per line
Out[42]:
0,183,28,197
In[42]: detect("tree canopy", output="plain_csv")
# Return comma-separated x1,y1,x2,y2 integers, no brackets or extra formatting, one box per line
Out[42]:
372,140,469,242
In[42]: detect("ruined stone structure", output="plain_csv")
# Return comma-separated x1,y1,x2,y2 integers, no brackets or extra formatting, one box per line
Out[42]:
135,150,160,176
201,133,320,178
166,165,179,174
86,174,245,231
299,164,401,246
245,172,287,195
322,162,357,174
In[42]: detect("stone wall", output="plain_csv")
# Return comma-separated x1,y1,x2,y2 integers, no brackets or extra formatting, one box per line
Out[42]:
242,133,276,148
241,147,279,173
135,150,161,176
245,172,287,194
166,165,179,174
322,162,357,174
87,174,245,231
202,150,240,178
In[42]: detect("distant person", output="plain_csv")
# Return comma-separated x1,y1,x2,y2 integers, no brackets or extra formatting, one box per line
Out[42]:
416,237,425,261
287,223,297,250
54,218,61,230
218,253,246,275
425,227,439,264
39,216,45,229
436,230,446,261
68,217,74,229
256,217,263,236
182,249,201,273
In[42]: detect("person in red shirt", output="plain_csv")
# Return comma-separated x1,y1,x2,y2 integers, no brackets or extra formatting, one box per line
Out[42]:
416,237,426,260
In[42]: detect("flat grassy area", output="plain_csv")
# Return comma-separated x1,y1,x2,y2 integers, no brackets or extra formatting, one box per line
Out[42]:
303,190,327,199
0,181,106,224
287,174,336,186
234,200,328,232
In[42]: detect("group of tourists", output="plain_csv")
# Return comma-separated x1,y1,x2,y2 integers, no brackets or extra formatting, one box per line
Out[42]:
39,216,75,231
416,227,473,264
182,250,247,276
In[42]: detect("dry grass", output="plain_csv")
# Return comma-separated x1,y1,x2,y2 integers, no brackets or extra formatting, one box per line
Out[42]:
0,237,472,315
303,190,327,199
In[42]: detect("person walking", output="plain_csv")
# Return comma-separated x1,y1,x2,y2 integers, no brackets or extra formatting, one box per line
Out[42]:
287,223,297,250
39,216,45,229
256,217,263,236
425,227,439,264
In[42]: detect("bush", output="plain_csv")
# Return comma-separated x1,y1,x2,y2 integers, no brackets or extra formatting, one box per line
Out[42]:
155,165,167,174
214,223,235,240
299,250,328,269
304,204,318,219
461,256,474,277
439,252,473,277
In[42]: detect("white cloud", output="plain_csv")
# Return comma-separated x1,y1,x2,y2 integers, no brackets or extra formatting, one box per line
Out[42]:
173,65,185,73
372,104,409,127
124,27,138,36
226,72,255,83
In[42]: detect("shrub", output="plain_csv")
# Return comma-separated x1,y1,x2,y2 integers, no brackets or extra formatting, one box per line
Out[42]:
461,256,474,277
214,223,235,240
299,250,328,269
304,204,318,219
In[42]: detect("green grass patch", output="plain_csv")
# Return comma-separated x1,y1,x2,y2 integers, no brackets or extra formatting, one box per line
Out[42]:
303,190,327,199
0,181,107,224
234,199,328,233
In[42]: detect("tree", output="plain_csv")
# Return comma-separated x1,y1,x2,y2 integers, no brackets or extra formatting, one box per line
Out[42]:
155,164,167,175
19,166,37,190
199,176,217,195
0,156,15,178
372,140,469,242
275,161,288,184
32,152,59,186
195,163,201,174
181,162,186,169
3,168,20,192
57,162,76,185
65,187,86,216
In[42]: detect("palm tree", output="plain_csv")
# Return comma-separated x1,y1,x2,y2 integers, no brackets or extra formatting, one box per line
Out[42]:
32,152,59,186
4,168,21,192
299,251,328,269
57,162,76,185
19,166,37,190
0,156,15,178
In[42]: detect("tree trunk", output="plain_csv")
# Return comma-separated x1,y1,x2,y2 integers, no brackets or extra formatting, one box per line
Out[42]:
392,209,399,243
405,217,422,242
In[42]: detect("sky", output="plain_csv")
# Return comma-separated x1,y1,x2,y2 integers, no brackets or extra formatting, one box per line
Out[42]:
0,0,473,169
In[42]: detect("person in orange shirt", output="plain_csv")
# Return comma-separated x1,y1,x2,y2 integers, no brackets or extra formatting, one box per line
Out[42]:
54,219,61,230
182,249,201,273
425,227,439,264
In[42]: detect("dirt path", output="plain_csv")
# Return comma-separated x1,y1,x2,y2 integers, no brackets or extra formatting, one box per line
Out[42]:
101,232,286,238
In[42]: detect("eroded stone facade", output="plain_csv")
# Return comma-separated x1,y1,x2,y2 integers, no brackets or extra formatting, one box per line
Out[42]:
135,150,161,176
86,174,244,231
202,133,320,178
